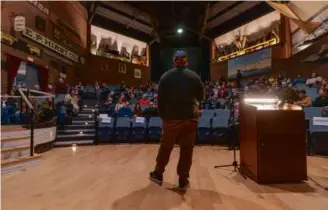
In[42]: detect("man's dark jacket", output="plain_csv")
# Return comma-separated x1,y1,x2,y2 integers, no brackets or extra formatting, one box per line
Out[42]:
157,67,204,120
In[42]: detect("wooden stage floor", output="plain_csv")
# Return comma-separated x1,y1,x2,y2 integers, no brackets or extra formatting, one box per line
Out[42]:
2,145,328,210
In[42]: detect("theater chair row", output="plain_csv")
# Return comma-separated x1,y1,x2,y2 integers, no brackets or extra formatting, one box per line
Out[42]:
96,110,232,144
304,107,328,156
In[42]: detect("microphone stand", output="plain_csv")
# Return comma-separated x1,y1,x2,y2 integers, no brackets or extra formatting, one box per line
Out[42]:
214,97,246,178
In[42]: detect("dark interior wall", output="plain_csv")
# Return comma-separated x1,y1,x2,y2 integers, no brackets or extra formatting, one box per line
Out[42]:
210,61,228,81
150,42,161,82
81,55,150,87
271,34,328,78
150,40,211,82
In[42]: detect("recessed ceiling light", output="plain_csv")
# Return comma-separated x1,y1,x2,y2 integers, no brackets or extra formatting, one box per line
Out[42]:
177,28,183,34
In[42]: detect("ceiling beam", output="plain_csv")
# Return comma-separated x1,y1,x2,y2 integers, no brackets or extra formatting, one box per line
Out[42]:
209,2,274,38
126,2,212,41
199,2,210,42
97,2,153,28
206,1,244,23
88,1,98,24
149,16,161,44
91,14,153,43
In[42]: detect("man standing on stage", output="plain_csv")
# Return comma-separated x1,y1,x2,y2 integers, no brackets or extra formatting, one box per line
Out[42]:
149,50,204,191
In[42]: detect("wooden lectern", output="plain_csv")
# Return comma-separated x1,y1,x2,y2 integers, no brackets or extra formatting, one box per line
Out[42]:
239,102,307,184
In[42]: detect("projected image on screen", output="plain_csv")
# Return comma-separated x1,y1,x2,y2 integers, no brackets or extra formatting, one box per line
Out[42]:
228,48,272,79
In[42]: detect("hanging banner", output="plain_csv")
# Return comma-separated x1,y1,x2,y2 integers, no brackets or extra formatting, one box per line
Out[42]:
22,27,79,62
14,16,26,32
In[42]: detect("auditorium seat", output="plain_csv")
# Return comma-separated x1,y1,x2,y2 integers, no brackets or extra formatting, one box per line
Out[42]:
55,94,66,104
115,117,131,142
131,117,147,142
201,109,216,118
84,85,96,99
148,117,162,142
141,105,149,111
294,83,307,90
197,117,212,144
212,112,230,144
306,88,319,101
129,104,135,111
215,109,230,119
218,99,227,108
304,107,323,120
309,118,328,156
97,116,114,142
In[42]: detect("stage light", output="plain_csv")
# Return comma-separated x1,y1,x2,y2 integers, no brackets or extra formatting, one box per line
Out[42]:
85,122,88,125
79,131,83,134
84,105,87,108
244,97,279,110
177,28,183,34
92,109,95,112
244,98,278,104
89,115,91,118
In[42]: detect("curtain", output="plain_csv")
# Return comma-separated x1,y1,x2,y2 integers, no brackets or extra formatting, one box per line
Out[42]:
26,63,40,89
38,66,49,92
7,55,22,94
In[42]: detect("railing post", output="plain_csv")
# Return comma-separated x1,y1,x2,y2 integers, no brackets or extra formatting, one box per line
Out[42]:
52,96,55,112
20,96,23,116
94,106,99,145
30,109,35,156
26,89,30,113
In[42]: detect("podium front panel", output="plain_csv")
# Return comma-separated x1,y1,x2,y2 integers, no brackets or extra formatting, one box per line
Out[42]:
239,103,307,183
239,104,259,181
257,110,307,183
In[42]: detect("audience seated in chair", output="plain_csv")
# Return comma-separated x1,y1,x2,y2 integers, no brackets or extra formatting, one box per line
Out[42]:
139,94,150,105
143,102,158,118
115,98,125,112
306,72,322,87
133,102,143,117
313,88,328,107
294,90,312,107
64,89,79,116
117,103,133,117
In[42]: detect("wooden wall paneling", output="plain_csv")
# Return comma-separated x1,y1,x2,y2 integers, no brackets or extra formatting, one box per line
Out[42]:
82,55,151,87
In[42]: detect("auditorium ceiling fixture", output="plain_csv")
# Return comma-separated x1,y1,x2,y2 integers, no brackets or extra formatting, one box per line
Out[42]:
81,1,274,47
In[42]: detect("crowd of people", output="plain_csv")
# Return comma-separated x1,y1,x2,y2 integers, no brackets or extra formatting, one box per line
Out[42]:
2,71,328,125
62,72,328,120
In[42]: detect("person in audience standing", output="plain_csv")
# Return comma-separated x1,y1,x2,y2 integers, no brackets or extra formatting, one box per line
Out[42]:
95,81,100,103
294,90,312,107
55,78,67,95
76,81,84,98
236,69,242,88
149,50,204,191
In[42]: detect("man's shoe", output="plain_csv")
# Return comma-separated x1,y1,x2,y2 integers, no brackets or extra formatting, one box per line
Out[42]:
149,171,163,185
177,179,190,191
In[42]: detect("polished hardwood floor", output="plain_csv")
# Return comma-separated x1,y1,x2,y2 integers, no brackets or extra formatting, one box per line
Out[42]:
2,145,328,210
